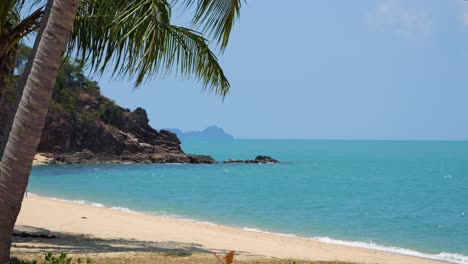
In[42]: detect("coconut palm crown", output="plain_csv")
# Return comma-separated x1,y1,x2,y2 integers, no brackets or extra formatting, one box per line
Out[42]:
0,0,243,95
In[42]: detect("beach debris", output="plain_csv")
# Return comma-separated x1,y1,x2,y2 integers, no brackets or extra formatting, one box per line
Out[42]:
81,216,87,219
213,251,235,264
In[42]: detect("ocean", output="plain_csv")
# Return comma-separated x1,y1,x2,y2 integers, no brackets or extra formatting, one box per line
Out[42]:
28,140,468,263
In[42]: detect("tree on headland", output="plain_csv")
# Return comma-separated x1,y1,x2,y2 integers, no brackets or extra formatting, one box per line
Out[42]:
0,0,243,262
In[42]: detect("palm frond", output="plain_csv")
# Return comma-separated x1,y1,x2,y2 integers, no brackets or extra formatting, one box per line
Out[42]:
1,0,44,38
8,8,43,49
173,0,243,52
69,0,230,96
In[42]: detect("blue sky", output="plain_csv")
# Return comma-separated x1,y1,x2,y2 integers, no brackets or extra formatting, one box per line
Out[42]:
95,0,468,140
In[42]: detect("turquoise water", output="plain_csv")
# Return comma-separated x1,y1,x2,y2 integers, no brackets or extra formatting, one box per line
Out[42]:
29,140,468,263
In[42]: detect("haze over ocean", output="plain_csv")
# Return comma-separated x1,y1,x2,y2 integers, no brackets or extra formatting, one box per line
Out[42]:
29,140,468,263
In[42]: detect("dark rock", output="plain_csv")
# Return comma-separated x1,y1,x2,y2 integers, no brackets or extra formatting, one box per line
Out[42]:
222,159,245,163
0,75,216,164
187,155,217,164
254,155,279,164
223,155,279,164
47,151,217,165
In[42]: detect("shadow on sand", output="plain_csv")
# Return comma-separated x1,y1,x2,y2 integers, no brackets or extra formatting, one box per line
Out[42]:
12,225,215,256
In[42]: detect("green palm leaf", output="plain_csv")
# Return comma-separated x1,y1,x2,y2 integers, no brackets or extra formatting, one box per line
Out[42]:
69,0,237,96
173,0,243,51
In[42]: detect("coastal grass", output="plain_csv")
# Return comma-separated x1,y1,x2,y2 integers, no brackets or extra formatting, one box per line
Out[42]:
12,253,356,264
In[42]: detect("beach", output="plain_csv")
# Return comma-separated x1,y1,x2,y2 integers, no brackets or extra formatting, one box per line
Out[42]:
33,153,52,166
13,195,443,264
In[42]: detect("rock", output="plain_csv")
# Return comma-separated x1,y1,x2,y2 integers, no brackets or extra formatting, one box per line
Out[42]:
222,156,279,164
149,153,189,163
222,159,244,163
0,72,271,166
133,107,150,128
47,152,217,165
254,155,279,164
0,73,214,165
187,155,217,164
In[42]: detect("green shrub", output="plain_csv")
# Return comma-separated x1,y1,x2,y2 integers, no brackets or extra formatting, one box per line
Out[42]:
11,253,92,264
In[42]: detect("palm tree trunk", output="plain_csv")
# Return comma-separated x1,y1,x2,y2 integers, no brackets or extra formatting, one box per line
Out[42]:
0,0,78,262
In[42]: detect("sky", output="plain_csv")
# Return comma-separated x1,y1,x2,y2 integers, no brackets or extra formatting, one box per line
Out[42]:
94,0,468,140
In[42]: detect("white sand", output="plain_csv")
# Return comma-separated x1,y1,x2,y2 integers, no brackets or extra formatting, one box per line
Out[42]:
32,153,52,165
14,195,444,264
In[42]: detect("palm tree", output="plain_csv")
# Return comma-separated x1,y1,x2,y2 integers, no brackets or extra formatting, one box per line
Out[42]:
0,0,243,158
0,0,43,85
0,0,243,262
0,0,78,262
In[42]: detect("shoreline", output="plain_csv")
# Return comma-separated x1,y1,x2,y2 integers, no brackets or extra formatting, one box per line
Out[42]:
33,153,53,165
14,194,453,264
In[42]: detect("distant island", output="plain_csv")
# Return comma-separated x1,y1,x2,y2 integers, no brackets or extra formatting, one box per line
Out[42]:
164,126,234,140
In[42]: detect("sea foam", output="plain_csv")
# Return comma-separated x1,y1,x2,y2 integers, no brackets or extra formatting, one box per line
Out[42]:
241,226,468,264
312,236,468,264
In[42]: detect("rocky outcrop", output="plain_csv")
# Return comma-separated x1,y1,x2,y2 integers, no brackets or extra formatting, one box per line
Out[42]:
36,91,183,155
1,60,274,166
46,151,216,165
0,76,215,164
223,155,279,164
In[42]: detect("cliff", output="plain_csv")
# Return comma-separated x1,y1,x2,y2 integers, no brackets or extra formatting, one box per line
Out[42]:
0,58,215,164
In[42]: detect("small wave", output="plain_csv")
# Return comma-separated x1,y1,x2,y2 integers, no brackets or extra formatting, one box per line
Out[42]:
145,210,183,219
145,212,218,226
197,221,218,226
312,237,468,264
39,195,108,209
242,227,467,264
242,227,297,238
443,175,453,178
49,197,86,204
110,206,135,213
176,218,199,223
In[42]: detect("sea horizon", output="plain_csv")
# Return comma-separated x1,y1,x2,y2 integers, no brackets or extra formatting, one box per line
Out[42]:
208,138,468,142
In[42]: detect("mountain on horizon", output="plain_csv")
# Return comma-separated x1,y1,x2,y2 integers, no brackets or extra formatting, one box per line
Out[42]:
164,126,234,140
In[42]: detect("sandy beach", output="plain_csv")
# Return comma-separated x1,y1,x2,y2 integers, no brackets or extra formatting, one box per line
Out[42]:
32,153,52,165
12,195,444,264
